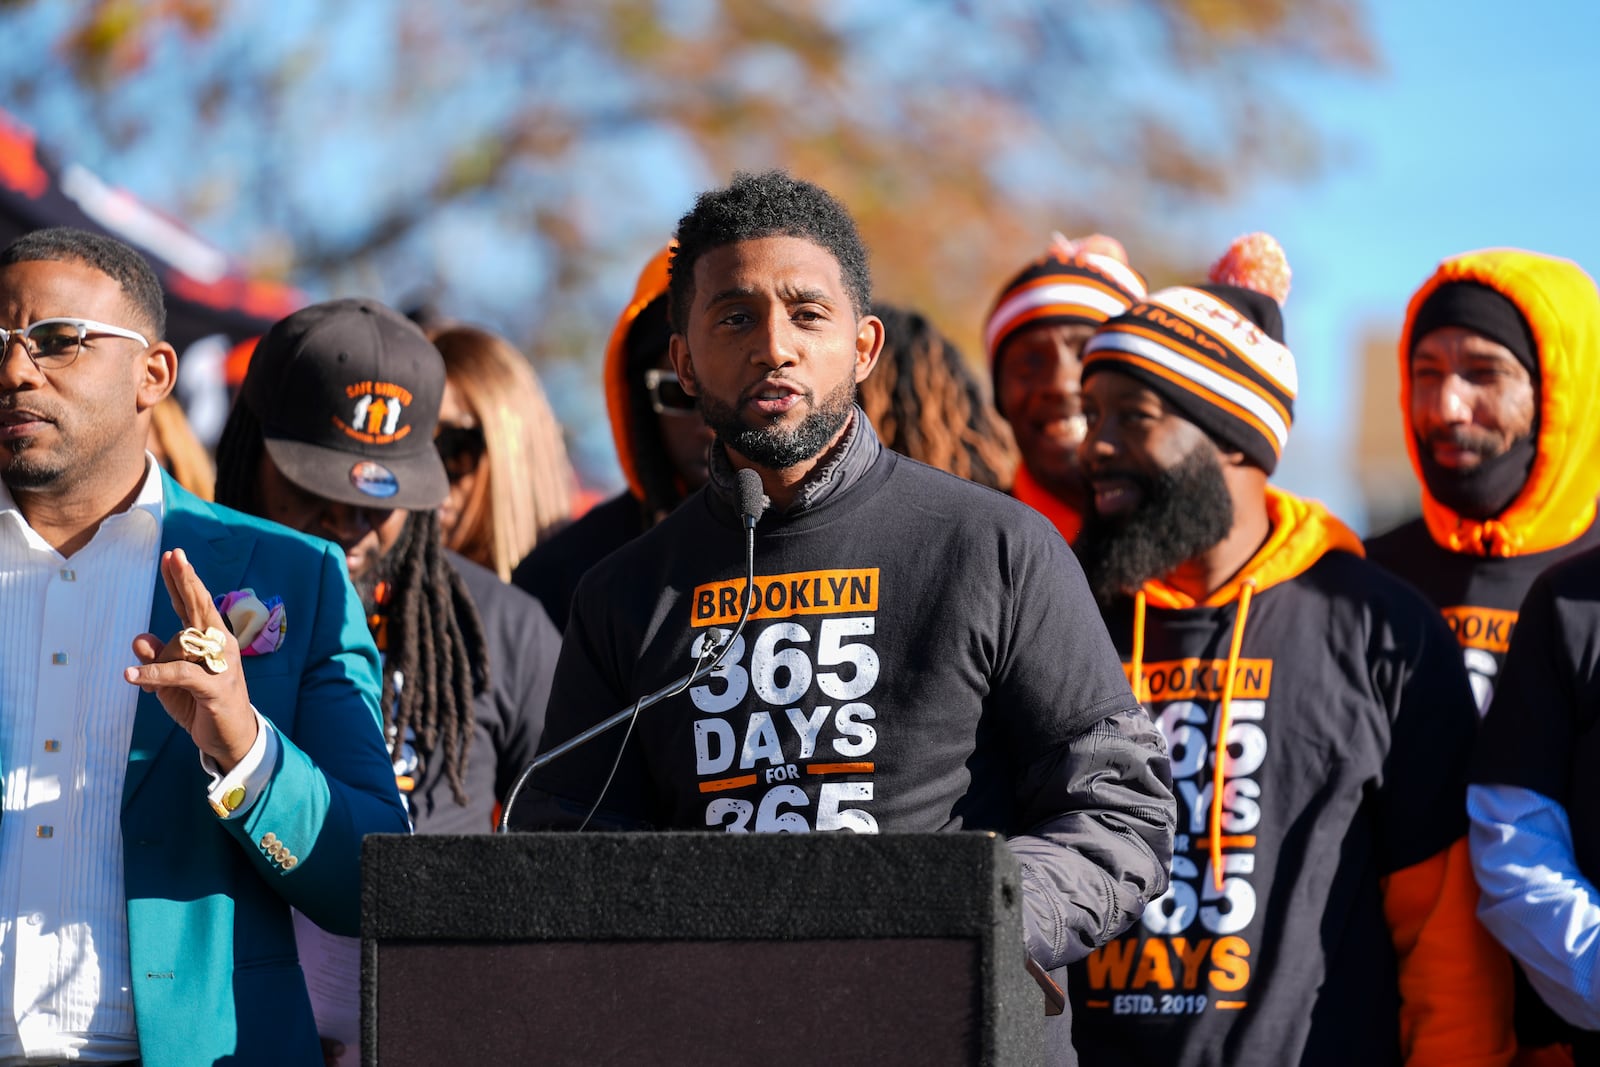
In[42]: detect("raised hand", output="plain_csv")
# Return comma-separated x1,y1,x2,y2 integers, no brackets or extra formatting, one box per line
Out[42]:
124,547,259,771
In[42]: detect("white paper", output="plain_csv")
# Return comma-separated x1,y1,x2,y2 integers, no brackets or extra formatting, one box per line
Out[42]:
294,907,361,1066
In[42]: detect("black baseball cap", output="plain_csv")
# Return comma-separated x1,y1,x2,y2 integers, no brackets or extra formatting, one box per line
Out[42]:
240,298,449,511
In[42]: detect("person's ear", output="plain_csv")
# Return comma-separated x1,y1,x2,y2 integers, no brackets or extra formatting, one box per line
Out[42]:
1219,447,1249,468
854,314,885,383
668,334,699,397
137,342,178,411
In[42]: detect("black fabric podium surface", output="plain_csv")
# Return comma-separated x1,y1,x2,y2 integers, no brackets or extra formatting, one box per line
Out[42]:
361,832,1042,1065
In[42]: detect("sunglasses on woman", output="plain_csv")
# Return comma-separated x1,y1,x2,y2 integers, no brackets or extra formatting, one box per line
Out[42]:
434,423,486,483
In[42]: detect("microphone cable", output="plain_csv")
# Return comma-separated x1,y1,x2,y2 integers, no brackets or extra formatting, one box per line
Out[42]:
571,527,757,831
498,467,767,833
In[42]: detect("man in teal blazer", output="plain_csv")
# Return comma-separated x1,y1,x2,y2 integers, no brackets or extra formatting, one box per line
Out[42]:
0,227,408,1066
122,471,410,1065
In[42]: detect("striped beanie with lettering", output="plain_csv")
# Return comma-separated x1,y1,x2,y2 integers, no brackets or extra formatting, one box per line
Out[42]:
984,234,1148,389
1081,233,1297,474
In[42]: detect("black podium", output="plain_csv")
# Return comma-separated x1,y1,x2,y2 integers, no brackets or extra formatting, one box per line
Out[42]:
362,832,1043,1065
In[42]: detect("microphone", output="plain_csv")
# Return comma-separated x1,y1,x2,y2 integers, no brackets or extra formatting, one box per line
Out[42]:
497,467,768,832
737,467,766,531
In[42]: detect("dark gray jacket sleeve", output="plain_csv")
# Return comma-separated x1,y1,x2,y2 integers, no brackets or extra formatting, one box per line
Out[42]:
990,516,1174,969
1008,706,1174,967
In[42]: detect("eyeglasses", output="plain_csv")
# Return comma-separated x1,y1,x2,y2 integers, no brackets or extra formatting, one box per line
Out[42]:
0,317,150,370
434,423,486,484
644,368,697,416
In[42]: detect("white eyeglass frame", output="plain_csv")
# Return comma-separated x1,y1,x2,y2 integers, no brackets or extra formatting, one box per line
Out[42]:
643,368,698,416
0,316,150,367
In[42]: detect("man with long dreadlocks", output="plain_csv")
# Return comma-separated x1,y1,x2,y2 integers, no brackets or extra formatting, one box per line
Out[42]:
215,298,561,834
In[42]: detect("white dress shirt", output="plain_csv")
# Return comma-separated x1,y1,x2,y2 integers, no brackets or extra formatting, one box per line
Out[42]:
0,458,276,1065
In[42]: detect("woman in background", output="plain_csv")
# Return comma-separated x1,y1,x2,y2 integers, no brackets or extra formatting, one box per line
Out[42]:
863,303,1019,491
148,395,216,500
431,325,578,581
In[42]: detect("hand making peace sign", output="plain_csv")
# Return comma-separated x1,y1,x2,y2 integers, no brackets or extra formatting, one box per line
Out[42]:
124,547,260,772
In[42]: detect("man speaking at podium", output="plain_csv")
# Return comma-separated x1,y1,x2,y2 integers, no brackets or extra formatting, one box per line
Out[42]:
516,171,1175,1060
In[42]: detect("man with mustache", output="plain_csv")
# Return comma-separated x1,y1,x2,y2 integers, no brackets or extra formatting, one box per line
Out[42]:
1364,251,1600,1064
0,226,408,1066
983,235,1147,542
1066,244,1513,1066
1366,250,1600,719
518,170,1174,1064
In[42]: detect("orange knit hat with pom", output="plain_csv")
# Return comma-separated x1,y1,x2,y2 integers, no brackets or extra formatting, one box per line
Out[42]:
1082,233,1298,473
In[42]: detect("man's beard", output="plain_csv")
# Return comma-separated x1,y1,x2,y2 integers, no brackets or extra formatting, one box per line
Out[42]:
1074,445,1235,606
0,444,64,491
1416,428,1537,520
697,371,857,471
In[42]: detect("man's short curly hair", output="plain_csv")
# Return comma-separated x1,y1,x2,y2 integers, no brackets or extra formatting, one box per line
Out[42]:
668,171,872,333
1,226,167,339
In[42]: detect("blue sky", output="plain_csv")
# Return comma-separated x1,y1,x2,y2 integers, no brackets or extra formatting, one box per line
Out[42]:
1217,0,1600,531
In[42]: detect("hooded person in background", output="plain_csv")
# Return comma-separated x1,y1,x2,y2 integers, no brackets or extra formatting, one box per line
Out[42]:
1366,250,1600,718
512,244,716,632
1066,234,1514,1066
983,234,1146,542
1370,252,1600,1065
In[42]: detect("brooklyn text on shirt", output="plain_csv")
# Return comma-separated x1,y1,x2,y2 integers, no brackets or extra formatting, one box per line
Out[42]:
688,568,881,834
1439,605,1518,715
1082,656,1272,1017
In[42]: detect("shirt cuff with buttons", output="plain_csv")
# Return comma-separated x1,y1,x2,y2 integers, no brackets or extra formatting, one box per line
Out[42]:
200,708,279,819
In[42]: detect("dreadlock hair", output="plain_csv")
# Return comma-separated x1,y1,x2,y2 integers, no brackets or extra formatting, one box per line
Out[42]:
1,226,168,339
214,399,490,806
621,295,690,521
668,170,871,333
863,304,1019,492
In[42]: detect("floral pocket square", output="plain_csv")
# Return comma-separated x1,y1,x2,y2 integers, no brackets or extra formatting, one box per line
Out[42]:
214,588,286,656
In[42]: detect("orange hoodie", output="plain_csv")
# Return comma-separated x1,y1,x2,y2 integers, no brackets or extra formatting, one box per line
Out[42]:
1400,249,1600,558
603,243,674,505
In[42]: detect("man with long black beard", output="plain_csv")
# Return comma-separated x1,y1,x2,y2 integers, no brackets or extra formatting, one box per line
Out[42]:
1364,252,1600,1063
518,171,1174,1064
1064,243,1513,1067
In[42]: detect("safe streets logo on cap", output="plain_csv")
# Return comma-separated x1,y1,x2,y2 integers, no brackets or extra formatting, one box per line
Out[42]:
337,380,416,445
240,298,450,511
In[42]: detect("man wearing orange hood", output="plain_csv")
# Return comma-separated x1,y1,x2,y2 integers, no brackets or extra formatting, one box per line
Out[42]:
1367,250,1600,716
513,245,715,631
1065,237,1514,1066
1366,250,1600,1065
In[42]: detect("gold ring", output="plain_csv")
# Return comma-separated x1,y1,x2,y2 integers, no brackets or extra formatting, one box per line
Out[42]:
177,626,230,675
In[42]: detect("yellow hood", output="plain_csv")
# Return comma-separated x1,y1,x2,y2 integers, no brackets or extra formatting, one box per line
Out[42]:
1400,249,1600,557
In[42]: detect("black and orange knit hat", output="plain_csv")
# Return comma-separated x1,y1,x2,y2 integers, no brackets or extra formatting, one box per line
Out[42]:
1081,233,1297,474
984,235,1148,383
